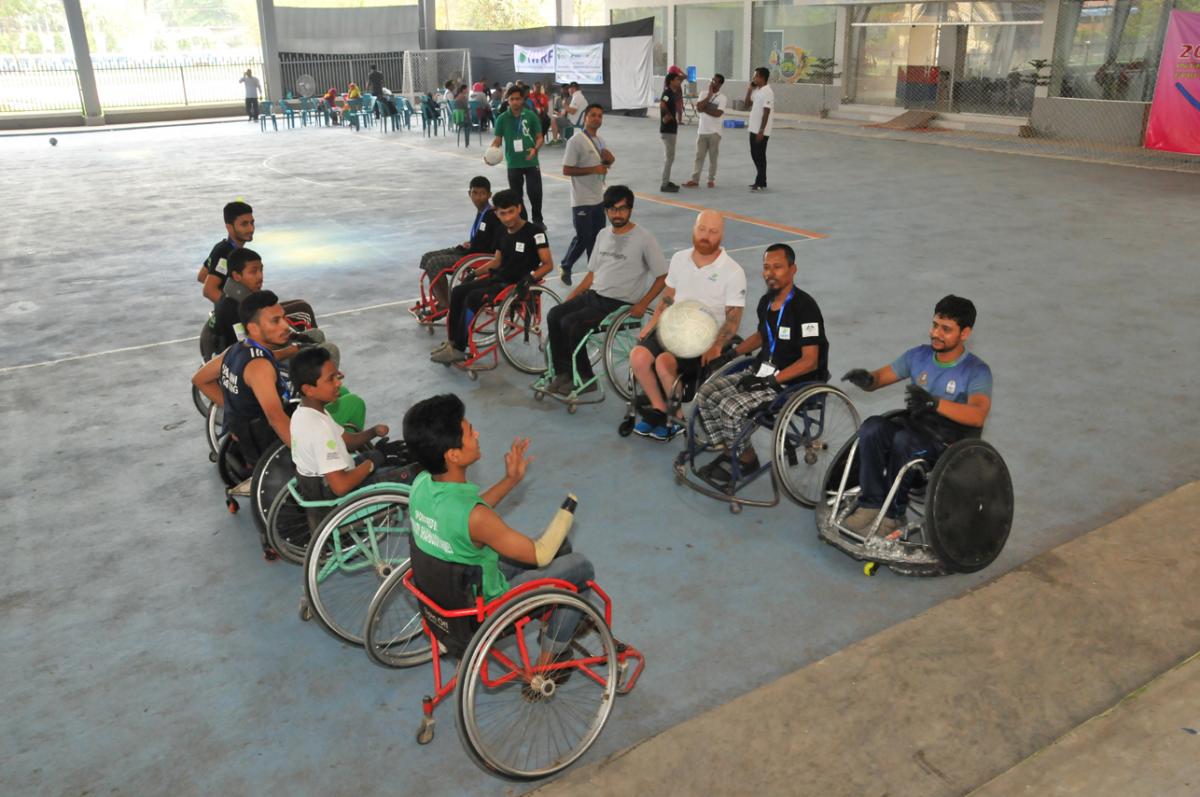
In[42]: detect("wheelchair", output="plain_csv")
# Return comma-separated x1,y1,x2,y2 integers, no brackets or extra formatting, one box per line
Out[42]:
815,411,1013,576
673,358,860,514
365,542,645,779
192,319,219,418
530,304,637,413
440,279,562,380
408,252,493,332
299,484,414,645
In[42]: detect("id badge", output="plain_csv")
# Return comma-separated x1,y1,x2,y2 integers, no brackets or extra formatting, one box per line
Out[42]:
513,140,524,153
755,363,777,378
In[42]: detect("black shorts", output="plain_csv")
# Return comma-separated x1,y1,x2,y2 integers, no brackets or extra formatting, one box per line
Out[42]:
641,330,702,383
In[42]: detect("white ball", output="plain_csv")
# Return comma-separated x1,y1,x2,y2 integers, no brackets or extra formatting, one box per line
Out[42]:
657,300,719,359
483,146,503,166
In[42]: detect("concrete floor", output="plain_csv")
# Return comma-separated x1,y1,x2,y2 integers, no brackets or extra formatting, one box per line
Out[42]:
1,115,1197,795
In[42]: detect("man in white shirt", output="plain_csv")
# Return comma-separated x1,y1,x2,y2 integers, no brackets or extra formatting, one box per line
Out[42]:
239,69,262,121
683,73,727,189
744,67,774,191
628,209,746,441
567,82,588,125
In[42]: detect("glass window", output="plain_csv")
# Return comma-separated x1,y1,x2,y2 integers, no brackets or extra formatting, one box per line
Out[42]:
675,2,744,81
437,0,556,30
750,2,836,84
1051,0,1172,101
277,0,414,6
611,6,667,74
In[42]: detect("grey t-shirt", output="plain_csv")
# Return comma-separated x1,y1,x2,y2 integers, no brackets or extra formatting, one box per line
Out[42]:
587,224,668,304
563,131,606,207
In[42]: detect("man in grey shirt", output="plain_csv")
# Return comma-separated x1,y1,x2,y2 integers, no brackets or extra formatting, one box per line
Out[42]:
240,69,262,121
559,102,613,285
543,184,668,395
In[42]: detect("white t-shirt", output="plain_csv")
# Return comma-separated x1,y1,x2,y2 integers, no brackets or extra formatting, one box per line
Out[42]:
664,247,746,321
290,406,355,478
568,89,587,123
696,91,728,136
749,84,775,136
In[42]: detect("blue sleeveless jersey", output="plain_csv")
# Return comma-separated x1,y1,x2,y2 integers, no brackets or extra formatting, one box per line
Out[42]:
219,341,286,424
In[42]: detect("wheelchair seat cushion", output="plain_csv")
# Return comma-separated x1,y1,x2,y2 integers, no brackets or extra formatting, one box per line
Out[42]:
409,543,483,659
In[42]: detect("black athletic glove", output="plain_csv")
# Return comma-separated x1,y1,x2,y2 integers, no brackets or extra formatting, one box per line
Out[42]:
364,449,386,469
516,276,534,294
290,331,317,345
841,368,875,390
905,384,939,415
461,268,478,283
738,373,781,392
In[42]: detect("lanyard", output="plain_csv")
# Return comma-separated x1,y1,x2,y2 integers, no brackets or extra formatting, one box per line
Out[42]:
582,131,606,184
470,205,490,241
763,289,794,363
244,339,290,400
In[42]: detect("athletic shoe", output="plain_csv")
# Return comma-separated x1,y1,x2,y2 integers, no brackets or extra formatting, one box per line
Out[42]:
707,179,716,188
576,380,598,394
633,419,655,437
546,374,573,395
649,421,685,442
560,267,572,286
431,340,451,354
749,185,766,192
841,507,902,536
431,346,466,364
660,183,680,193
682,180,700,188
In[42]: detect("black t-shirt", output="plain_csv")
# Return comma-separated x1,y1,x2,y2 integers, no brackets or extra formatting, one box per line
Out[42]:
660,87,681,134
468,207,503,255
755,286,828,381
494,221,549,283
203,238,237,292
212,294,241,352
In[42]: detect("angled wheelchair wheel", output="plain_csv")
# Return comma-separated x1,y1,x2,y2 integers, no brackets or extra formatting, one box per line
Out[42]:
303,491,412,645
266,483,312,565
602,309,641,401
497,285,562,374
456,588,617,780
924,439,1013,574
821,434,861,502
206,403,224,460
192,384,212,418
250,441,296,538
773,386,860,507
362,560,434,668
216,434,253,488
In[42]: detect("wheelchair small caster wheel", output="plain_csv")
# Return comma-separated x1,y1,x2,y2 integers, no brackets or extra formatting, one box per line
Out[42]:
262,549,278,562
863,562,878,577
533,390,544,401
616,660,632,695
729,502,742,515
209,451,218,463
299,599,312,622
226,499,239,514
467,370,478,382
617,418,634,437
567,402,577,415
425,326,434,336
804,450,818,465
416,717,435,745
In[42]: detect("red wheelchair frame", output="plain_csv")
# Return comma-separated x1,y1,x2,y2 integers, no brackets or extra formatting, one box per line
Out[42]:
408,252,493,331
445,279,558,379
401,568,645,740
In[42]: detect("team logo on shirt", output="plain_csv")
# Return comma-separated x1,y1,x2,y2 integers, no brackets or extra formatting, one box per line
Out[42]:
515,242,526,252
215,259,228,275
534,233,547,245
779,326,791,340
946,380,956,394
326,439,337,450
801,322,819,337
917,371,929,386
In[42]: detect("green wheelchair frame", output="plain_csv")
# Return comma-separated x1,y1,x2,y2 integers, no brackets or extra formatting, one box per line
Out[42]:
530,305,644,413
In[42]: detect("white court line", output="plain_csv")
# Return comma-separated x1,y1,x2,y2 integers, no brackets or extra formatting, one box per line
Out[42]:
0,296,421,375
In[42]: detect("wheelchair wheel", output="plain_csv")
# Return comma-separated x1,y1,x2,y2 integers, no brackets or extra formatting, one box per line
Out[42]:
821,434,861,502
216,434,253,488
456,587,617,779
303,491,412,645
206,403,224,461
362,561,434,668
265,484,311,565
192,384,211,418
497,285,562,374
924,439,1013,574
772,386,860,507
250,441,296,538
602,309,642,401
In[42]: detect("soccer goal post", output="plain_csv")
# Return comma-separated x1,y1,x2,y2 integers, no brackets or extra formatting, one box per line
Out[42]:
402,49,471,97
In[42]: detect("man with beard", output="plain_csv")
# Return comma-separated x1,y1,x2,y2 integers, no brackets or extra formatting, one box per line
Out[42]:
199,201,254,304
694,243,829,482
840,295,992,537
542,185,667,396
628,209,746,441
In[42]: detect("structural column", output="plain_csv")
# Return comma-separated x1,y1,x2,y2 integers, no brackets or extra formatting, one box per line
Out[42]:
60,0,103,124
256,0,284,101
420,0,437,49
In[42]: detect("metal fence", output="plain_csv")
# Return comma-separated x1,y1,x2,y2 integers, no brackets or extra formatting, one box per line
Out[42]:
1,60,263,115
279,52,405,99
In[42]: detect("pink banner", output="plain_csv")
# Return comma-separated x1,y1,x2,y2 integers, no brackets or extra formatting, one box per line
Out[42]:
1144,9,1200,155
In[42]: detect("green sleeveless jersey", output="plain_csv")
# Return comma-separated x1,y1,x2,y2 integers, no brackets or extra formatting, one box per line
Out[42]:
408,471,509,601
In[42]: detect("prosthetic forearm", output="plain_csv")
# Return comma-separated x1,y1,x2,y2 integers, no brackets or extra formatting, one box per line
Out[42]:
533,494,578,567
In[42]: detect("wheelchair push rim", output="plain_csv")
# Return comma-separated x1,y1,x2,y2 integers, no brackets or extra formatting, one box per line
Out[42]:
455,587,618,780
363,560,434,668
772,385,860,508
266,482,312,565
497,285,562,374
303,491,413,645
602,309,642,401
251,441,296,539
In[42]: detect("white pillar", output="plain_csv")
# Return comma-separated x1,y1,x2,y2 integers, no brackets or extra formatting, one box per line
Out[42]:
60,0,103,124
742,0,752,80
256,0,283,102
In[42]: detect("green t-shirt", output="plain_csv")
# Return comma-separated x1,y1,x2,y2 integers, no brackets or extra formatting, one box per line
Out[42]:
494,107,541,169
408,471,510,601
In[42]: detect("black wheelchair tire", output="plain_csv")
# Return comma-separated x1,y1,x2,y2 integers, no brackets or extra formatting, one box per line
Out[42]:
924,438,1013,574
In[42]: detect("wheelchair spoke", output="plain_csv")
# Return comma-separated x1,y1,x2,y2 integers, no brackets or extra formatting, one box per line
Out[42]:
773,387,861,507
498,287,561,374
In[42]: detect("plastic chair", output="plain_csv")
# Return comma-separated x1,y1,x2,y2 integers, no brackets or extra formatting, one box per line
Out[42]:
299,96,317,127
421,97,443,137
389,96,413,131
452,107,471,147
280,99,297,130
358,94,377,129
259,100,278,131
345,98,363,130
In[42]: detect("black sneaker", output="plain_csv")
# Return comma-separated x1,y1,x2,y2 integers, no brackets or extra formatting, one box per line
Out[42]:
661,183,680,193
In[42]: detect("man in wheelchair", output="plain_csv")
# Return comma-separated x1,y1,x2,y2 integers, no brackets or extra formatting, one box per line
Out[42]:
840,295,992,537
198,201,254,305
695,243,828,484
543,184,668,396
431,189,553,365
629,209,746,441
211,248,325,358
402,394,594,662
417,176,503,316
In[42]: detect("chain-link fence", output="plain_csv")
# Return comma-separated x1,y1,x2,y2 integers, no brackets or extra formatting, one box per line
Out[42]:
279,52,404,99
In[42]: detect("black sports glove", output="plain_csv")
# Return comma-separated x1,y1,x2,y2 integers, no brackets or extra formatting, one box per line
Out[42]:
364,449,386,469
460,268,477,283
905,384,938,415
841,368,875,390
738,373,781,392
290,331,317,345
516,276,533,293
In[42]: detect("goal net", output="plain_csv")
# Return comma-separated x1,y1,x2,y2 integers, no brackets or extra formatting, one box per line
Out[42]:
402,49,471,97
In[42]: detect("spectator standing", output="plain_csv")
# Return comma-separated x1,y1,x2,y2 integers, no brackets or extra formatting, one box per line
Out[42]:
559,103,614,285
683,74,727,189
490,85,545,227
659,69,684,192
745,66,774,192
240,69,262,121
